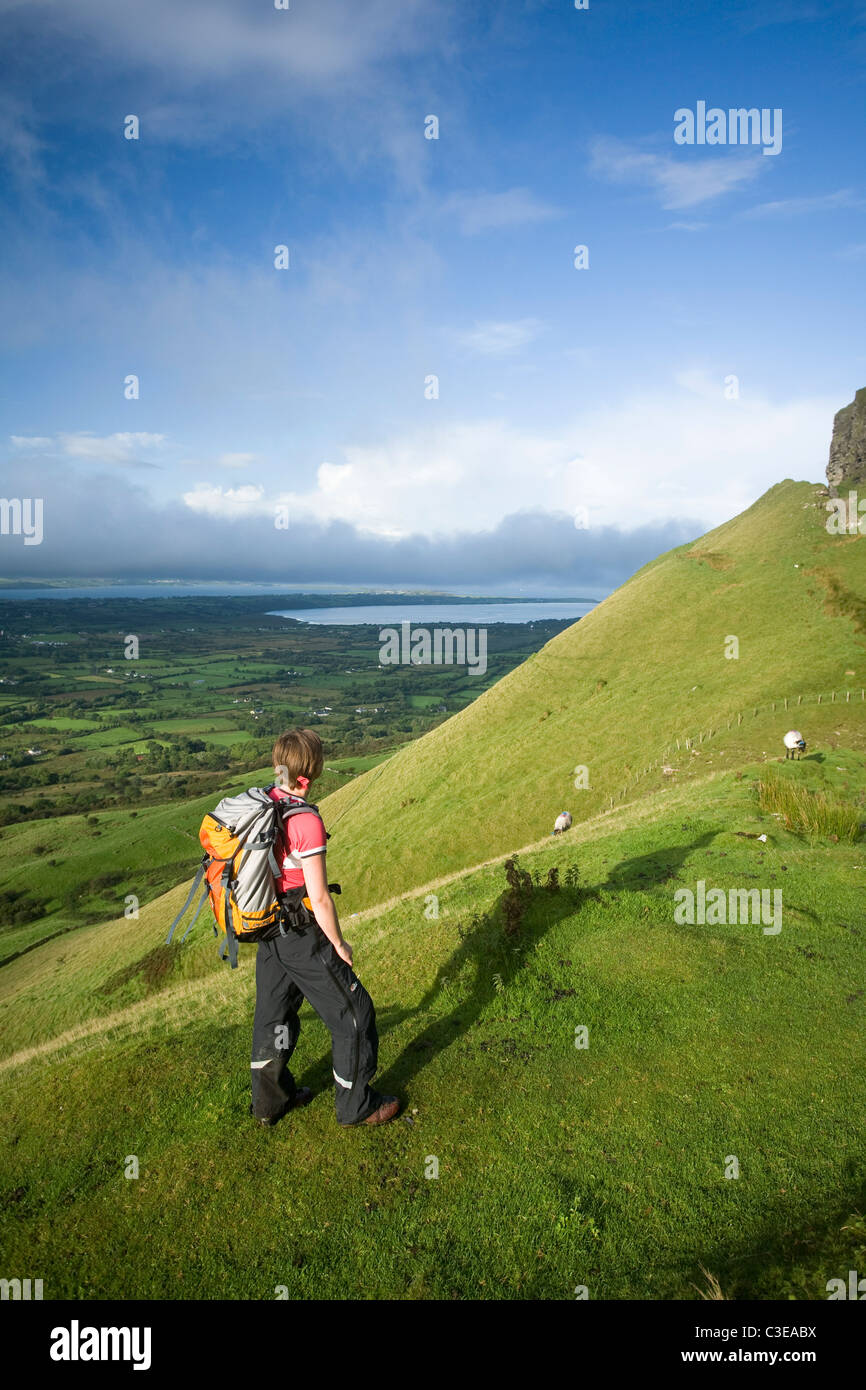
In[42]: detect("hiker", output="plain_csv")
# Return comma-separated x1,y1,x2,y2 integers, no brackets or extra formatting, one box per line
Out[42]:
250,728,400,1128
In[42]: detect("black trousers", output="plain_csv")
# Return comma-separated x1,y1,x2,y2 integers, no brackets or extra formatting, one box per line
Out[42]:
250,918,381,1125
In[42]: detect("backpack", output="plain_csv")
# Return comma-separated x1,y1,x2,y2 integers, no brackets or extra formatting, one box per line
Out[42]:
165,786,339,968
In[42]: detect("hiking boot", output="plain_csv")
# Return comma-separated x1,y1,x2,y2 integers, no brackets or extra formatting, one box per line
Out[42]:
249,1087,313,1127
341,1095,400,1127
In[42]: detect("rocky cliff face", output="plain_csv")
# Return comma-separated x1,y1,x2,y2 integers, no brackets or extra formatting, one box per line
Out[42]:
827,387,866,494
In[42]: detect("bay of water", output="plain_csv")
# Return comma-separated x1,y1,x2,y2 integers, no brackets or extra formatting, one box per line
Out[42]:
0,586,598,626
267,601,596,626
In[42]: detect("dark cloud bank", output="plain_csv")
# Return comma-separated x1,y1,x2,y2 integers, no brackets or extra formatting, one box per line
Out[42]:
0,462,706,594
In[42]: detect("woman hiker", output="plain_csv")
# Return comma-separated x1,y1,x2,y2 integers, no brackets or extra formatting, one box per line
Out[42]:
249,727,399,1128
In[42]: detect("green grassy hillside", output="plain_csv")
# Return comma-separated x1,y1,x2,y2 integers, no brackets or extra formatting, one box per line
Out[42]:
320,481,866,910
0,763,355,963
1,478,864,1301
1,762,864,1299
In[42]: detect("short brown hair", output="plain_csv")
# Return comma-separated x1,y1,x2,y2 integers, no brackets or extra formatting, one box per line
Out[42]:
272,728,324,788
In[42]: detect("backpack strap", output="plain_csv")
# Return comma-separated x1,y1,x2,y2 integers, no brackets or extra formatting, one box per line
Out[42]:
274,794,331,841
165,861,208,946
217,933,239,969
218,859,240,969
278,797,321,819
179,885,211,943
247,824,282,878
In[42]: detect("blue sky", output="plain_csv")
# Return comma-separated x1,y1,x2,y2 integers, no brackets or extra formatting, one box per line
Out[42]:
1,0,864,590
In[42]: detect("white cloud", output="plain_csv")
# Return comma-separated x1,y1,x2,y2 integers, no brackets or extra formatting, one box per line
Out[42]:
0,91,47,186
837,243,866,261
177,381,835,540
741,188,863,219
218,452,256,468
673,367,732,401
559,377,836,529
317,462,353,494
739,3,826,32
0,1,456,192
57,431,166,464
0,452,696,590
442,188,560,235
590,136,765,209
457,318,545,355
182,483,269,516
9,0,440,86
8,431,167,463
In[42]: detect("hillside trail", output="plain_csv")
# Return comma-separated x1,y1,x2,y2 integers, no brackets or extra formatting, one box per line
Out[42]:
0,769,722,1075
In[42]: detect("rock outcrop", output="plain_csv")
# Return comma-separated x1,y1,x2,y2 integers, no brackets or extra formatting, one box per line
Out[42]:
827,387,866,495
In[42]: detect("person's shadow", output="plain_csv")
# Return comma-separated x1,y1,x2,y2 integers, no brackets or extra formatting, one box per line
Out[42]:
591,829,717,897
349,830,720,1097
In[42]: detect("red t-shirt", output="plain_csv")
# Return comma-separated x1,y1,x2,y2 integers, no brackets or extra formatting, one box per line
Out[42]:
267,787,327,892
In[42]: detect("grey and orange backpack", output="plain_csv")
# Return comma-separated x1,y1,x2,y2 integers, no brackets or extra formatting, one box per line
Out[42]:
165,787,337,968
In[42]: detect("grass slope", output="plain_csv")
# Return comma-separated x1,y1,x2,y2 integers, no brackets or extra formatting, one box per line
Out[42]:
1,764,864,1300
0,764,353,962
320,481,866,909
1,479,864,1301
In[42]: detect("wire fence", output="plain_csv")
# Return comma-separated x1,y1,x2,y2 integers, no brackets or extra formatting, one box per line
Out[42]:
603,688,866,810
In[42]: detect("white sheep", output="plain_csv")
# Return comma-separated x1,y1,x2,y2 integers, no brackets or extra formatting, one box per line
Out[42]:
553,811,573,834
783,730,806,760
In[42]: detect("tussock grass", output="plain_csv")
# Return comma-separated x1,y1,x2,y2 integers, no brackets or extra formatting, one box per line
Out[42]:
692,1265,727,1300
759,773,862,841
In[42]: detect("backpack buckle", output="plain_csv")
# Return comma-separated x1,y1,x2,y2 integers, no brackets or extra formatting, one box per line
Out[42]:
278,891,310,936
